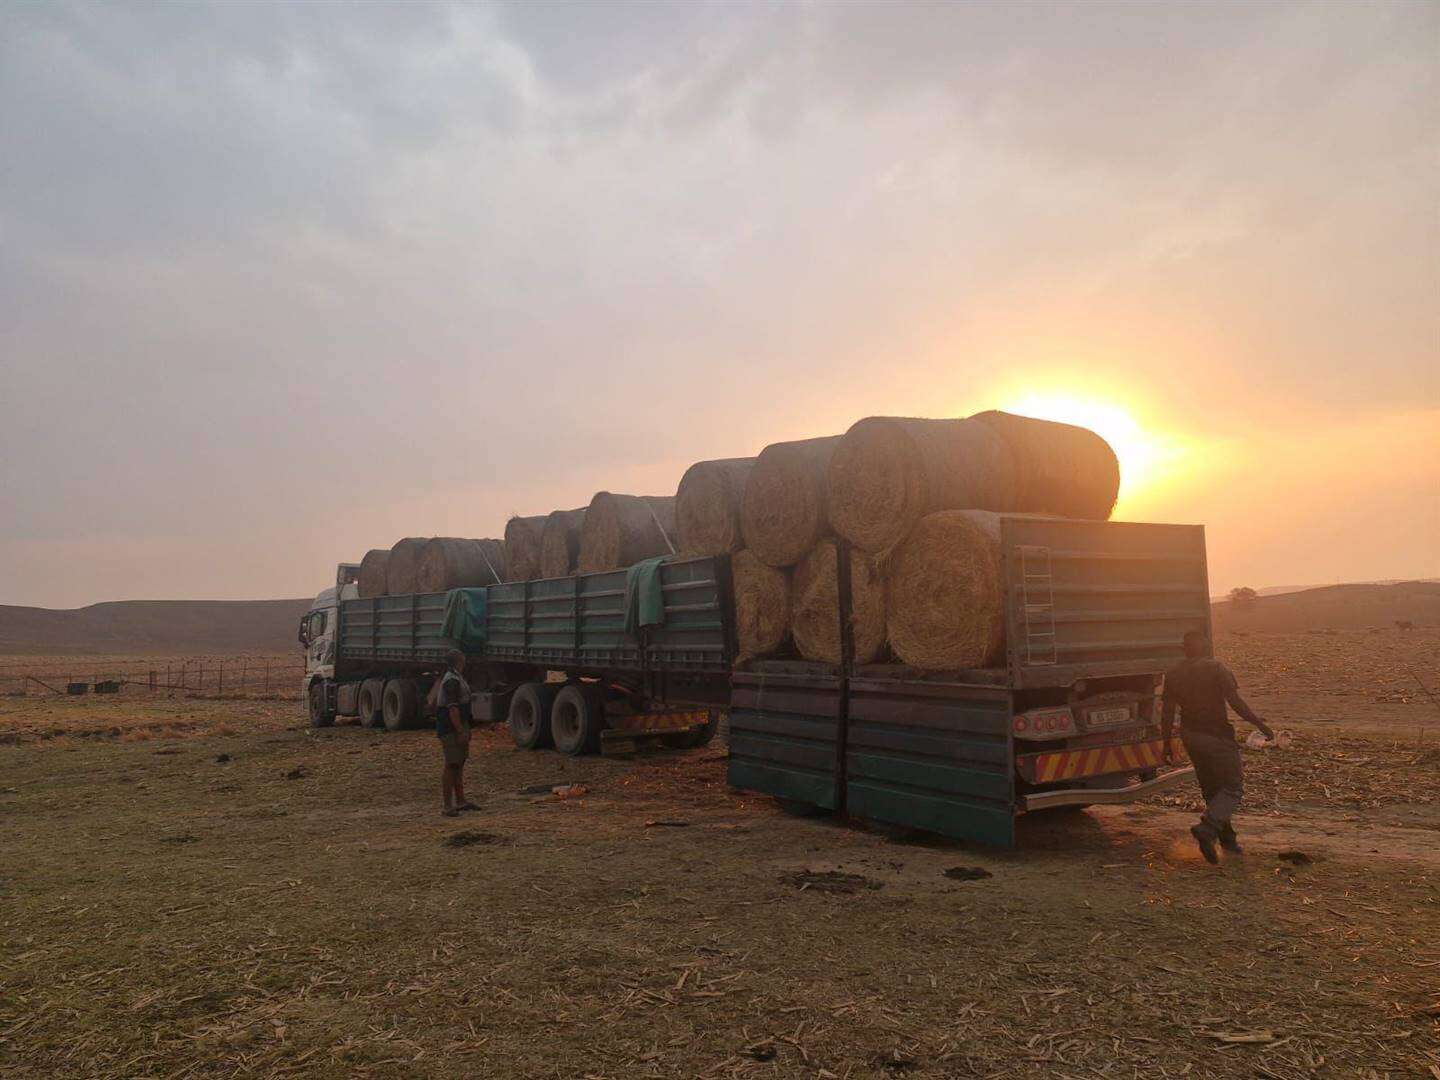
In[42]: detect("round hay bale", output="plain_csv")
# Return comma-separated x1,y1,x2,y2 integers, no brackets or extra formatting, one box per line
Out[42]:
739,435,842,567
503,515,548,582
790,539,886,664
385,537,429,595
886,510,1005,670
971,410,1119,519
827,416,1017,552
539,508,587,578
577,493,678,573
675,457,756,555
415,538,507,593
357,548,390,598
732,549,791,662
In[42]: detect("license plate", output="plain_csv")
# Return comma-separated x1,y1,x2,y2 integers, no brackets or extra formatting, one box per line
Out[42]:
1087,706,1131,727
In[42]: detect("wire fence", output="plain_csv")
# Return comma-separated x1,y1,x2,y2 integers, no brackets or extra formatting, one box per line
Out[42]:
0,655,307,700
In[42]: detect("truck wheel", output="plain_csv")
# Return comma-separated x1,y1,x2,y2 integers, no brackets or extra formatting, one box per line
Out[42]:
382,678,419,731
551,683,605,756
307,681,335,728
509,682,558,750
357,678,386,728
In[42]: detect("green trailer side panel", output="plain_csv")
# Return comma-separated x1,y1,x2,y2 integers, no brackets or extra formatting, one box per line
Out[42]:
1002,518,1210,688
727,671,841,810
647,558,731,671
338,592,457,663
845,678,1016,849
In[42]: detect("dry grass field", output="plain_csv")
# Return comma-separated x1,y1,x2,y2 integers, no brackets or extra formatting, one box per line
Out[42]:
2,629,1437,1078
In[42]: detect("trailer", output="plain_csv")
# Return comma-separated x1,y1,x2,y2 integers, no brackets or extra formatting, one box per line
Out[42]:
300,556,733,748
300,516,1209,847
727,516,1211,847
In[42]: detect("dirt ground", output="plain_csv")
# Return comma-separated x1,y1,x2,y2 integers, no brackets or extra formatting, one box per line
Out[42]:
2,630,1437,1078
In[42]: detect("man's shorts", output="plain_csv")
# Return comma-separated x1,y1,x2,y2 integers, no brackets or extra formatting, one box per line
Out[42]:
439,728,471,766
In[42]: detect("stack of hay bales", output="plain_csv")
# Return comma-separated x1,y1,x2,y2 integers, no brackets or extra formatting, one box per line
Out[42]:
357,548,391,599
577,493,677,573
383,537,429,596
502,515,549,582
415,538,506,592
739,436,843,567
676,458,755,555
362,407,1117,672
540,508,588,578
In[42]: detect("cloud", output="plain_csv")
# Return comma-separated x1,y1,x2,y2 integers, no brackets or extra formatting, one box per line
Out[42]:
1,0,1435,605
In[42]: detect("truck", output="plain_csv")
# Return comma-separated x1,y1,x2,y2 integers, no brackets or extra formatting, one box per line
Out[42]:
299,515,1209,848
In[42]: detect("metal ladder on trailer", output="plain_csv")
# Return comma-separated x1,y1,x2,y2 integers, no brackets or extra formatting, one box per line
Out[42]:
1018,546,1058,666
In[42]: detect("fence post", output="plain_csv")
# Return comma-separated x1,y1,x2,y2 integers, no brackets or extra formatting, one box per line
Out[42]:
240,658,247,695
217,660,224,697
264,661,271,694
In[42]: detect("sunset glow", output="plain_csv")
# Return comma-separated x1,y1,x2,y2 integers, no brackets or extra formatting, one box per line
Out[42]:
996,393,1186,512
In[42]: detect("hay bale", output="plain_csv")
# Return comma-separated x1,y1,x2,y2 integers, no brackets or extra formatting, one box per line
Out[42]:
676,457,756,555
357,548,390,598
577,493,678,573
790,539,886,664
503,515,548,582
827,416,1017,552
886,510,1005,670
539,508,587,578
732,549,791,662
739,435,842,567
971,410,1119,519
385,537,429,595
415,538,506,592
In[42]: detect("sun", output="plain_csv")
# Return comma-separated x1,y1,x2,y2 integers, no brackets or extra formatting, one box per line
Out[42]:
995,393,1179,509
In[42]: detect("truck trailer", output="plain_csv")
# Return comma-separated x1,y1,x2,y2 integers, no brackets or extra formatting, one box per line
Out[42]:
299,515,1209,847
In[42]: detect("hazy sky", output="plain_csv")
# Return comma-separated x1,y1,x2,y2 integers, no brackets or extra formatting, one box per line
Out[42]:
2,0,1436,608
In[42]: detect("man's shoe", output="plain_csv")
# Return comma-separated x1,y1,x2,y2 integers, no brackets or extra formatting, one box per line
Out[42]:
1219,830,1243,855
1190,824,1219,864
457,801,480,812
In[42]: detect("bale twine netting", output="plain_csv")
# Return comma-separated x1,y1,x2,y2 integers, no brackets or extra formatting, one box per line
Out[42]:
503,515,549,582
790,539,886,665
971,410,1119,520
827,416,1017,553
415,538,507,592
739,435,842,567
886,510,1005,670
357,548,391,598
385,537,429,596
675,457,756,555
732,549,791,662
577,493,677,573
539,508,587,578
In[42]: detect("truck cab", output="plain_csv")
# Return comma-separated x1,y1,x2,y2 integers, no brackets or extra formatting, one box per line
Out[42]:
299,564,360,725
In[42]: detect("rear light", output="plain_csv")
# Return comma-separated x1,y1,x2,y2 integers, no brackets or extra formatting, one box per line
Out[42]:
1013,707,1074,739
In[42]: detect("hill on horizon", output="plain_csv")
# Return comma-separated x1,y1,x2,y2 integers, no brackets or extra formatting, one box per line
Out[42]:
3,578,1436,655
0,598,312,655
1211,580,1440,634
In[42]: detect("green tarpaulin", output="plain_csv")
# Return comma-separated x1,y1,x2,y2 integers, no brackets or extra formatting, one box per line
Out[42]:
624,556,672,639
441,588,488,647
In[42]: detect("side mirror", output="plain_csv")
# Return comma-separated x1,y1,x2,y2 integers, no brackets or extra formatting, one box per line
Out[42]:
298,616,310,646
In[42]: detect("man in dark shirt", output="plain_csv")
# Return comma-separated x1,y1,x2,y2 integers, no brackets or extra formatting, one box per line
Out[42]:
435,650,476,818
1162,631,1274,863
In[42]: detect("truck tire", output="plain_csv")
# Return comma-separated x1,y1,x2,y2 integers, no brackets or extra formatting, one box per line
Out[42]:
357,678,386,728
382,678,419,731
509,682,558,750
550,683,606,756
307,680,335,728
